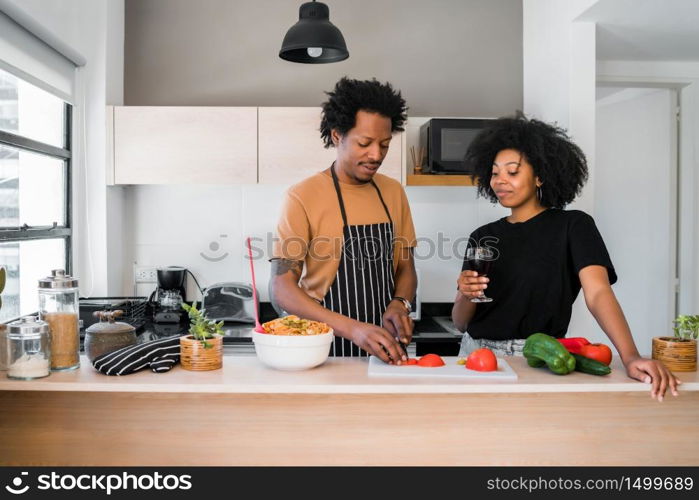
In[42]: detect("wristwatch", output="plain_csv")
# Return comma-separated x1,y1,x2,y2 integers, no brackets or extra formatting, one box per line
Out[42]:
392,296,412,313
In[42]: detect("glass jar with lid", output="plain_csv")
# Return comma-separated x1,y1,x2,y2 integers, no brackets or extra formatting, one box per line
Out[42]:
84,310,137,363
0,324,8,372
7,316,51,380
38,269,80,371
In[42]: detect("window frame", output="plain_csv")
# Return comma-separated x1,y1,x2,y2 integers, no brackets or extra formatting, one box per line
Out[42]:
0,100,73,274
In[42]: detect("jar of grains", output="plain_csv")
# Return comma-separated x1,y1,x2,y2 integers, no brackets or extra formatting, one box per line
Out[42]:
38,269,80,371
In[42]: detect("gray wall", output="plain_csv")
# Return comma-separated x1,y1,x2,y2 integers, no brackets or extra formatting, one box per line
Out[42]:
124,0,522,116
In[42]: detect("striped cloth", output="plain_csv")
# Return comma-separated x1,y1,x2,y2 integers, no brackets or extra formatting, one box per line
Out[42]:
92,336,181,375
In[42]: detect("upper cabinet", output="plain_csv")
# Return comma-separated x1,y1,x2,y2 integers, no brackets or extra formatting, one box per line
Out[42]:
108,106,404,185
111,106,257,185
257,107,403,185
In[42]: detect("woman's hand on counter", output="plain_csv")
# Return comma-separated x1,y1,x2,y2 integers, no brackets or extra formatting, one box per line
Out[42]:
624,356,681,401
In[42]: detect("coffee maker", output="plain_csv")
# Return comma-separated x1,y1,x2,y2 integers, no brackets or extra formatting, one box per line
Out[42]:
152,266,187,323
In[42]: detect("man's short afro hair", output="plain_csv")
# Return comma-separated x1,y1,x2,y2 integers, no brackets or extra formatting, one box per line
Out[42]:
320,77,407,148
465,112,588,209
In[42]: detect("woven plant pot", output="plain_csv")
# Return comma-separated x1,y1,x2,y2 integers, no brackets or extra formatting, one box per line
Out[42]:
652,337,697,372
180,334,223,371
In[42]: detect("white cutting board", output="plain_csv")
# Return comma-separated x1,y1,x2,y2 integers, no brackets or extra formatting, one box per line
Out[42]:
368,356,518,381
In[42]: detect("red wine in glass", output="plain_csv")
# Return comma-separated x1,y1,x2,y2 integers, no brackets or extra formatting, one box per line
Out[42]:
466,258,491,276
465,247,494,303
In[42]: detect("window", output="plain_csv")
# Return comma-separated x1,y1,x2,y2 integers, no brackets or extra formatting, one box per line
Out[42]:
0,67,72,322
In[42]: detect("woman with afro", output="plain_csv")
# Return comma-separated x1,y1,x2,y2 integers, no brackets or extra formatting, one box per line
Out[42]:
451,113,679,401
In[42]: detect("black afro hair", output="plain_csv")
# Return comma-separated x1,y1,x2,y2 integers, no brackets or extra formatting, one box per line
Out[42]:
320,77,407,148
465,112,589,209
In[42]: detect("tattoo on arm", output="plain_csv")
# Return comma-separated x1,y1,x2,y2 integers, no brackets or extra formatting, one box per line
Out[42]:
271,258,303,278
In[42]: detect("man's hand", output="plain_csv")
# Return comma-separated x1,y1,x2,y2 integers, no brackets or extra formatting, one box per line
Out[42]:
624,356,681,402
382,300,413,344
349,322,407,364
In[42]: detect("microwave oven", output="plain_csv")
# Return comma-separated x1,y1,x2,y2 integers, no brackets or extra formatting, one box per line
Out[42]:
419,118,493,174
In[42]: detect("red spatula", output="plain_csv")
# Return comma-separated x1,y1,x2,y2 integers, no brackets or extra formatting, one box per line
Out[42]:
246,237,265,333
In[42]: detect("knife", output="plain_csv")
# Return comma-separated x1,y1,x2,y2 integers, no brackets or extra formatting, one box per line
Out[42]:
381,340,409,363
398,339,410,359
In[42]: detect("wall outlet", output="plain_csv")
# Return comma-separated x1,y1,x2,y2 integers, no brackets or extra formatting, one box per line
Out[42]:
134,266,157,283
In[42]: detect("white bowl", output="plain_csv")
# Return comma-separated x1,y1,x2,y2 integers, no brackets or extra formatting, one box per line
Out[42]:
252,329,334,371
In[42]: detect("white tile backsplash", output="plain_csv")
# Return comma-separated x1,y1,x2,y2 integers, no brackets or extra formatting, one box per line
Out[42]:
123,183,508,303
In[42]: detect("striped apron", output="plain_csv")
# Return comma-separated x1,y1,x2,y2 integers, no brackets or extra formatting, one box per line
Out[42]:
322,165,395,357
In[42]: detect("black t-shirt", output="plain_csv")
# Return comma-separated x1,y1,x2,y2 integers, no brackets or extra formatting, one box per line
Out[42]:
461,209,617,340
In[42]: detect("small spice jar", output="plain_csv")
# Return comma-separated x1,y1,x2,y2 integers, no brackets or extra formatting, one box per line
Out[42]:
84,310,137,363
38,269,80,371
7,316,51,380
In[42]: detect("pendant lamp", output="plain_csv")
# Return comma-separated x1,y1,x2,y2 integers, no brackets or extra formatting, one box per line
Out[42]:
279,1,349,64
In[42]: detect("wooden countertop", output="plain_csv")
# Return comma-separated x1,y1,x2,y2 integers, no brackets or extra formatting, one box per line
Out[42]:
3,355,698,465
1,355,696,394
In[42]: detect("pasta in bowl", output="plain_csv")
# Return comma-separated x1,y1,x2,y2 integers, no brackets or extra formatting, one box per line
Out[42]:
253,315,334,371
261,315,332,336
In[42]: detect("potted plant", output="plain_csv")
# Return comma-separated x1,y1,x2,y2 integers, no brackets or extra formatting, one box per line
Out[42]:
179,301,224,371
652,314,698,372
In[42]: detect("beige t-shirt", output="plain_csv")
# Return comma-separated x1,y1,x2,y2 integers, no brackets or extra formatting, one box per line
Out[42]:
273,170,417,302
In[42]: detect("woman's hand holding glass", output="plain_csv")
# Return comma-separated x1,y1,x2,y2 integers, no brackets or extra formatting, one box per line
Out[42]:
457,270,490,301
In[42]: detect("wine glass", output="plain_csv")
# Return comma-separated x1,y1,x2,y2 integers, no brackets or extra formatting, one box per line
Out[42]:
465,247,494,303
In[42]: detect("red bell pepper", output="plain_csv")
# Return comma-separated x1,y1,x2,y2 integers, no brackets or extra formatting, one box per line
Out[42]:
578,343,613,365
557,337,591,354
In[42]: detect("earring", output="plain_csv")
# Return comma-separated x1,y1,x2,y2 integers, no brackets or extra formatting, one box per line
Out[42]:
536,186,543,202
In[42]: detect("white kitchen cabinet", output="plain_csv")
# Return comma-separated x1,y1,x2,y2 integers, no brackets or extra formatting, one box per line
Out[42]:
111,106,257,185
258,107,403,185
109,106,404,185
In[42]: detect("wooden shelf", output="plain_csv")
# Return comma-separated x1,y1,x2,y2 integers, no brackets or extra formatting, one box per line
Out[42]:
406,174,477,186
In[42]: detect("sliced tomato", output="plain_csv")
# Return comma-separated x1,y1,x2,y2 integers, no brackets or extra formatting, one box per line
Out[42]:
417,353,445,367
404,358,419,365
465,348,497,372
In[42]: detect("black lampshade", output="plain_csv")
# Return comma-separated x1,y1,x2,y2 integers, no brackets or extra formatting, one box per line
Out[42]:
279,1,349,64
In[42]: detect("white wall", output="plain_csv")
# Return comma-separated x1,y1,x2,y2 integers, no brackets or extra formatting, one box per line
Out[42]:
2,0,125,297
523,0,598,211
127,182,509,303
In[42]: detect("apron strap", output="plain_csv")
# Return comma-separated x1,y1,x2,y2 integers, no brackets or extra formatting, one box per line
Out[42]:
330,163,393,226
330,164,349,228
370,180,393,226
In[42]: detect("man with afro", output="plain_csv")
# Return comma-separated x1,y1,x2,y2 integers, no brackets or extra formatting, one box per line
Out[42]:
270,77,417,364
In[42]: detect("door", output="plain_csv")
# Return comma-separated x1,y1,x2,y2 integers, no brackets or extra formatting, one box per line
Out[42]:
595,87,678,353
